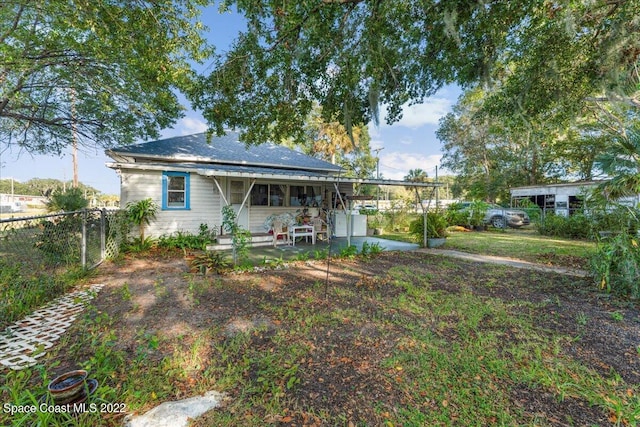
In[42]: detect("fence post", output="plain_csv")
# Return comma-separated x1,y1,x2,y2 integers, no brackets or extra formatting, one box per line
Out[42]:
81,209,87,269
100,209,106,262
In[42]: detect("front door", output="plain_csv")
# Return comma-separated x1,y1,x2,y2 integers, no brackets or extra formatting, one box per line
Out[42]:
230,180,249,230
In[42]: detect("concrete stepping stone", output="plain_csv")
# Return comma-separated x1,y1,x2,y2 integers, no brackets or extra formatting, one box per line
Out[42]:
123,391,225,427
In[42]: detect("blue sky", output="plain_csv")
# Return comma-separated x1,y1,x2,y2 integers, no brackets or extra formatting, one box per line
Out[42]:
0,5,460,195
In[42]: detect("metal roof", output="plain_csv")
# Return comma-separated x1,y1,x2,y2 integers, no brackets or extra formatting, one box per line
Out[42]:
106,161,443,188
106,131,343,173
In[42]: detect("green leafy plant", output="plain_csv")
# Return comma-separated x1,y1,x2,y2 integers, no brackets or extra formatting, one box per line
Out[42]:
590,233,640,298
157,224,217,251
120,283,132,301
295,251,311,261
222,205,251,266
126,198,158,242
262,256,287,269
467,200,490,228
126,236,156,252
190,251,230,275
409,212,448,244
45,187,89,212
610,311,624,322
537,213,592,239
444,203,471,228
361,241,385,257
313,248,330,260
0,259,77,328
339,245,358,259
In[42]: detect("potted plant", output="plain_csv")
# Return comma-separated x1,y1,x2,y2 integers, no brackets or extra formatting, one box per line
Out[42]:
467,200,489,231
409,211,448,248
366,212,384,236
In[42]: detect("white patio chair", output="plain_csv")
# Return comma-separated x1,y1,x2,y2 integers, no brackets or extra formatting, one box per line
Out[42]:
272,220,289,246
312,217,329,242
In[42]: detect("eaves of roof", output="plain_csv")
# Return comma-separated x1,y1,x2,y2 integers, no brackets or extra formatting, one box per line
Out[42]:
107,161,443,188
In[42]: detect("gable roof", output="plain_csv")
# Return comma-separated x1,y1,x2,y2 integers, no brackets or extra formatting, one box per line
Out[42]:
106,131,443,189
106,131,343,174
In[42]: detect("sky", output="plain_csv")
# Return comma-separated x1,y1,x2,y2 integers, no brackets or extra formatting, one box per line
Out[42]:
0,5,460,196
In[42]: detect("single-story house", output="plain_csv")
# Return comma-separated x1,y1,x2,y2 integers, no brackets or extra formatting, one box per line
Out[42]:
106,131,441,242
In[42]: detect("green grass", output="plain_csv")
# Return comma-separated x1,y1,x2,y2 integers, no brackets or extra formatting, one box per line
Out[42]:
1,229,630,426
382,227,595,267
443,229,595,264
2,252,637,426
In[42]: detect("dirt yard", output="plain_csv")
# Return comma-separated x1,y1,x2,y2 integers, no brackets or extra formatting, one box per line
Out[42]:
78,248,639,426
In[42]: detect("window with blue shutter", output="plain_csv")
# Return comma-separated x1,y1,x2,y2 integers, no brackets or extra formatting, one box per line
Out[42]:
162,172,190,210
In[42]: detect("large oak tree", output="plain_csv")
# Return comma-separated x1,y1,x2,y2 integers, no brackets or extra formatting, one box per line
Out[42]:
192,0,639,145
1,0,210,155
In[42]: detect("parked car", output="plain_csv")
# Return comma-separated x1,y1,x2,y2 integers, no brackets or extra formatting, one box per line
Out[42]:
354,204,378,212
458,202,531,229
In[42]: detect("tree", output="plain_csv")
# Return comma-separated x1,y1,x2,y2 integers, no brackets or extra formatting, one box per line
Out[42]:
45,187,88,212
302,104,363,165
404,169,428,184
1,1,209,155
287,104,377,181
191,1,640,144
595,126,640,201
126,198,158,242
437,85,612,201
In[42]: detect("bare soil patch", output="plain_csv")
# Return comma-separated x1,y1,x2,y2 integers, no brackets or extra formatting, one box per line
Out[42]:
80,248,639,425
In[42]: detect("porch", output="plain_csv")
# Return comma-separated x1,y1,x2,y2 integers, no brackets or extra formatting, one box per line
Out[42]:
208,235,419,262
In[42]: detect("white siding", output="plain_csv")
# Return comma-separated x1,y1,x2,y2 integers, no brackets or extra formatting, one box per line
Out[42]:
121,169,222,238
119,171,353,236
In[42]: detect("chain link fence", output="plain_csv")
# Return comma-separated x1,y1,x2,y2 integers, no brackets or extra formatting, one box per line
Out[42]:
0,208,127,328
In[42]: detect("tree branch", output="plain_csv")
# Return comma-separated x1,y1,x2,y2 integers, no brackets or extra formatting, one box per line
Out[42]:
322,0,364,4
0,4,25,45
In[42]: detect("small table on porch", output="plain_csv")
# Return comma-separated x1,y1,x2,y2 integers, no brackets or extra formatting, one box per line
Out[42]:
289,224,315,246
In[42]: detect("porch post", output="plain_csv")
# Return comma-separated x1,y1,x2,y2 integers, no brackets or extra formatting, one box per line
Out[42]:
237,179,256,219
332,182,350,247
212,177,229,205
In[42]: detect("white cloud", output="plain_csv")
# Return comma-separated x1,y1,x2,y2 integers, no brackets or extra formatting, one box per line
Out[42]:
378,152,443,181
373,98,452,130
369,138,384,150
179,117,208,135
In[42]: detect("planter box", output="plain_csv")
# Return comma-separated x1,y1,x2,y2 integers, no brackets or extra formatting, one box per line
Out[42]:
426,238,446,248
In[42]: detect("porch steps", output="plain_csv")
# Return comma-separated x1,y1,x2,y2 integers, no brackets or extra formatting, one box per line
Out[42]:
206,232,289,251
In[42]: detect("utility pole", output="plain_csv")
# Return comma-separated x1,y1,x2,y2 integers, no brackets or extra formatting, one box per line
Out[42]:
373,147,384,210
70,89,79,188
435,165,439,212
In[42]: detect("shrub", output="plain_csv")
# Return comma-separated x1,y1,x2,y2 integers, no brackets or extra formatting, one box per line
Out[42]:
383,201,414,231
157,224,217,251
190,251,230,275
536,213,592,239
126,198,158,242
45,187,88,212
444,203,470,227
409,212,448,244
590,207,640,236
591,233,640,298
360,241,384,257
339,245,358,259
